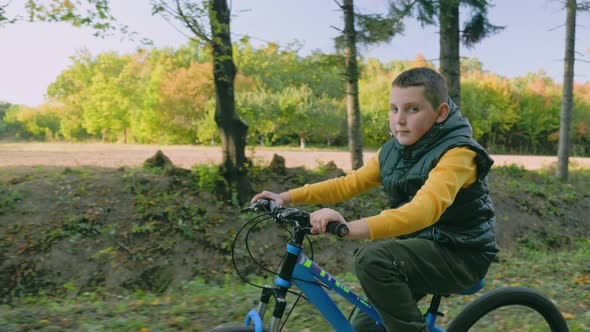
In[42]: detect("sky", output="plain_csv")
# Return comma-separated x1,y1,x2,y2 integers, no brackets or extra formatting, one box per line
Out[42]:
0,0,589,107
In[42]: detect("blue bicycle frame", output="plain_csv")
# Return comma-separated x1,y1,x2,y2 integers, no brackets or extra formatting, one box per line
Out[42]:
243,242,485,331
244,242,380,331
238,205,484,332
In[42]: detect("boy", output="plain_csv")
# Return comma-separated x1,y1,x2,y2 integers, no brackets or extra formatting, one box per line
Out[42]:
251,67,498,331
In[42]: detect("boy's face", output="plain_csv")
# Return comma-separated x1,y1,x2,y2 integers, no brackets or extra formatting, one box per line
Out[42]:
389,86,449,146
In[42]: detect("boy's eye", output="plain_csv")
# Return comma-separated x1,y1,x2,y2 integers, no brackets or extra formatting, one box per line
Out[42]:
409,107,419,113
390,106,398,113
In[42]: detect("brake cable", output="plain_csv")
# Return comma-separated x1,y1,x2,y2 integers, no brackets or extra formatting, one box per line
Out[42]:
232,211,334,331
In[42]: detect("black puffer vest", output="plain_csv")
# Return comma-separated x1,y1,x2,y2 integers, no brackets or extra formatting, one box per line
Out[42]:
379,98,498,254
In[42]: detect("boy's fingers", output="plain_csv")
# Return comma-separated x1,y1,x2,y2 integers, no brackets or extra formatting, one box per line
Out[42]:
310,209,332,233
250,191,274,204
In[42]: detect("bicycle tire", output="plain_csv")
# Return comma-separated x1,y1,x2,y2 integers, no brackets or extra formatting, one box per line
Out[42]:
447,286,569,332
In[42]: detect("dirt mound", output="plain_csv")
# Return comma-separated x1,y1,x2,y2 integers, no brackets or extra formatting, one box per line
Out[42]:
1,154,588,304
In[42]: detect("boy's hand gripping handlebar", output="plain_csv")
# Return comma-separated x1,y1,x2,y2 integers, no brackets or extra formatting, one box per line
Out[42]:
326,221,349,238
242,199,349,238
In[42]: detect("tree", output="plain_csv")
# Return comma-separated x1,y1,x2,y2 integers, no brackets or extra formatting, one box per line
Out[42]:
335,1,404,169
7,0,128,37
47,51,140,142
153,0,250,203
391,0,503,108
3,104,62,140
0,101,13,136
461,69,518,144
0,3,16,27
158,62,214,143
14,1,250,203
341,0,363,169
234,39,343,99
556,0,590,181
236,90,279,146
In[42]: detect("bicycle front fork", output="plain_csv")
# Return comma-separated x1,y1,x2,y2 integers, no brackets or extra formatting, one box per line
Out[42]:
246,286,288,332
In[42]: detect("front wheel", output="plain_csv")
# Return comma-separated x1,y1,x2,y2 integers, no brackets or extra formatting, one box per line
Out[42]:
447,287,569,332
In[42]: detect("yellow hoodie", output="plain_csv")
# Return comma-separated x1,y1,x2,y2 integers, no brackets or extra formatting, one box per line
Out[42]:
289,147,477,240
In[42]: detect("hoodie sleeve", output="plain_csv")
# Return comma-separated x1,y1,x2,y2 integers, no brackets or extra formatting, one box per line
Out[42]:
289,153,382,204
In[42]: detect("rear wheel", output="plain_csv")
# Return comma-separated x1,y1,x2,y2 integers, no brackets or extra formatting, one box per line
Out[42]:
447,287,569,332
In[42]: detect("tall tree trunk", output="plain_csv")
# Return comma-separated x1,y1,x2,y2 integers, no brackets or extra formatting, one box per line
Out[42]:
439,0,461,108
209,0,250,204
343,0,364,169
300,136,306,149
556,0,577,182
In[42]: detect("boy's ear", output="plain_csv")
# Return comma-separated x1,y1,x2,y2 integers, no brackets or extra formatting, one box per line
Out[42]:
435,103,450,123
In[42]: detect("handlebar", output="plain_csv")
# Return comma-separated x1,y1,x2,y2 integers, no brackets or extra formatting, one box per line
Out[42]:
326,221,350,237
242,199,349,238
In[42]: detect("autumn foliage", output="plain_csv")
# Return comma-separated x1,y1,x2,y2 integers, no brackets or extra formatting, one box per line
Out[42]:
1,41,589,156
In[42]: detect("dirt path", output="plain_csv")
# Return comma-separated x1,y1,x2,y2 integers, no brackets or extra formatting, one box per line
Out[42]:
1,142,589,171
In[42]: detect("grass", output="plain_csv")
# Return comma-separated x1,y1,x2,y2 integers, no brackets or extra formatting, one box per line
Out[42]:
1,242,588,332
2,156,589,331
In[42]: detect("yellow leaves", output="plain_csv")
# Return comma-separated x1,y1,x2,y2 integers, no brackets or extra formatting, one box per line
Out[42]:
63,0,75,10
264,43,280,55
193,297,206,304
562,312,575,320
150,297,171,306
139,328,149,332
160,62,214,105
409,54,429,69
507,276,523,287
530,78,549,95
235,73,257,93
461,295,475,303
574,274,590,285
159,62,215,127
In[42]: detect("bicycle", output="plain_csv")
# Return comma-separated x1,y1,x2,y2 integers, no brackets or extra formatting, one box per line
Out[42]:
208,199,569,332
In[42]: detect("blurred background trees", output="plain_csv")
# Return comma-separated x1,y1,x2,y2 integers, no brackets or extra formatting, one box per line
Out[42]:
2,43,589,157
0,1,589,162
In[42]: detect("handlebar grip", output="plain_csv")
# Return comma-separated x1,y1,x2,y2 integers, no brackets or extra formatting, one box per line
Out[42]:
326,221,349,238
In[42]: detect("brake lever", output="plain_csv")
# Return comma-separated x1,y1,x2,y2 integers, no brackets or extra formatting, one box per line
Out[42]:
241,199,279,214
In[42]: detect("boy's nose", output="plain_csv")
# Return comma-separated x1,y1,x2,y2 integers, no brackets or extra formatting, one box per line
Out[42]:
396,114,406,124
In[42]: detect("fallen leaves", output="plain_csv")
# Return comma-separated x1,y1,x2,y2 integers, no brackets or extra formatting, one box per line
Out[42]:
562,312,575,320
574,274,590,285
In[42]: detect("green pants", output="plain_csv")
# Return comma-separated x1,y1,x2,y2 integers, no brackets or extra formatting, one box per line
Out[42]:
350,238,492,332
